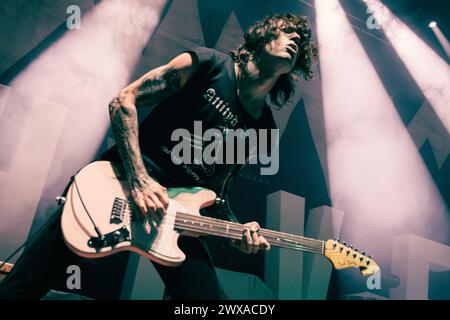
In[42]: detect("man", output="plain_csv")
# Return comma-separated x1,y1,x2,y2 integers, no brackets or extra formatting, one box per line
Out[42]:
0,13,317,300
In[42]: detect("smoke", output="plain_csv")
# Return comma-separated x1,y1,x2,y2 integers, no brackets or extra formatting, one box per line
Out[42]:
0,0,168,262
315,0,449,270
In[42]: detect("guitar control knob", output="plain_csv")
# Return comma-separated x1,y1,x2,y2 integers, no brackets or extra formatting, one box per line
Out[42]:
113,231,122,240
215,198,226,205
56,196,66,205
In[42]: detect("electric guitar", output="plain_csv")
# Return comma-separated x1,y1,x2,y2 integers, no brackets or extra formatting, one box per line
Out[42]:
61,161,380,276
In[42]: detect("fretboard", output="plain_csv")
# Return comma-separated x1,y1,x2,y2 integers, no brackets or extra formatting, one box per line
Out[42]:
174,212,324,255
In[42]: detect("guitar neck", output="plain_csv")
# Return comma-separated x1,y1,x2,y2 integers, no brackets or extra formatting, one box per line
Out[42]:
175,212,324,255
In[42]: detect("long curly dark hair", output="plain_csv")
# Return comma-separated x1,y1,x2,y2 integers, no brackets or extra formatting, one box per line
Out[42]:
230,13,318,108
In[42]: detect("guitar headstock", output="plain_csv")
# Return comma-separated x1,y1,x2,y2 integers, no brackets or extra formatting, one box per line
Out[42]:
324,239,380,276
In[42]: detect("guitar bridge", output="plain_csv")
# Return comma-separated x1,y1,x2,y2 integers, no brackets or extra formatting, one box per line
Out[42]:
110,197,132,224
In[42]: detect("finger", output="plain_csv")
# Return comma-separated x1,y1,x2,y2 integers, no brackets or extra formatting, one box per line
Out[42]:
251,231,260,248
149,208,160,224
143,196,155,213
250,222,260,231
244,231,254,254
260,236,271,252
143,196,159,222
244,228,253,246
156,187,170,209
138,202,147,217
149,193,166,215
244,221,259,229
250,233,259,254
134,195,148,216
131,190,147,216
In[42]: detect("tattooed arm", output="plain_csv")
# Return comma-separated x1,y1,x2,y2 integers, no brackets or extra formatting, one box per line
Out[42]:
108,53,198,218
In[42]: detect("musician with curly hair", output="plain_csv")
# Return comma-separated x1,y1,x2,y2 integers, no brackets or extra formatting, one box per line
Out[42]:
0,13,318,300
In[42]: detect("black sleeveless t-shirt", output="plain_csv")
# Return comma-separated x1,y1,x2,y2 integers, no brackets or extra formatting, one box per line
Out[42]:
101,47,277,194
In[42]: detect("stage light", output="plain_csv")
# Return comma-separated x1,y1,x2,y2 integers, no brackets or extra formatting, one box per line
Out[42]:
0,0,169,263
7,0,168,159
314,0,447,252
430,22,450,60
363,0,450,135
429,21,437,28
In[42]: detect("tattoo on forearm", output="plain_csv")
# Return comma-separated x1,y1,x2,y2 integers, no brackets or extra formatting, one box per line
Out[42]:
109,98,146,187
108,67,181,187
134,67,181,106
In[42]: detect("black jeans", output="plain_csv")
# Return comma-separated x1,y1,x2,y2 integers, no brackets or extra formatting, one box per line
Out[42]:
0,198,223,300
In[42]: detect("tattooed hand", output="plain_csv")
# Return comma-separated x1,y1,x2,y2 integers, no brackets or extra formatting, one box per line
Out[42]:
131,172,170,222
231,221,271,254
108,53,196,222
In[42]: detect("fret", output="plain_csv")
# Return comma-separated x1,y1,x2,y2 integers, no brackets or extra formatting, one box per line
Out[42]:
174,212,324,255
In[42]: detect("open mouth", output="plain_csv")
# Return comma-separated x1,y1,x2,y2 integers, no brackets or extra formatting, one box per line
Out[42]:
286,43,298,56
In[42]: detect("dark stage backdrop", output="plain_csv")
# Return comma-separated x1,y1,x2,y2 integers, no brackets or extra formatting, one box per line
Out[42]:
0,0,448,299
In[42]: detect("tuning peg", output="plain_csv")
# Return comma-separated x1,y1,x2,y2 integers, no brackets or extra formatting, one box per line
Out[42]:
349,245,353,249
342,241,347,246
361,251,366,256
369,255,373,259
335,238,340,242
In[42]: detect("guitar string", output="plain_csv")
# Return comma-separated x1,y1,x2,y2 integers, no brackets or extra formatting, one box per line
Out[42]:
135,220,367,266
125,206,324,249
171,221,322,254
173,215,368,261
125,224,321,255
120,204,374,258
123,208,324,253
122,208,323,254
116,211,368,262
174,218,324,253
173,213,324,253
175,211,324,251
175,211,323,245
